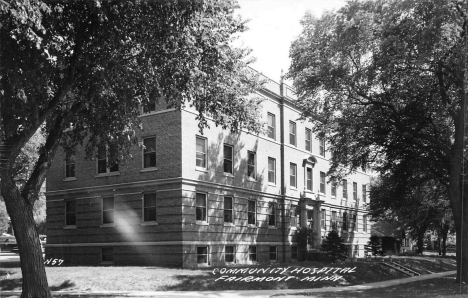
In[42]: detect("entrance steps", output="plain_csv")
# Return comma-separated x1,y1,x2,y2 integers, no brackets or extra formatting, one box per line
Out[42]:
381,261,421,277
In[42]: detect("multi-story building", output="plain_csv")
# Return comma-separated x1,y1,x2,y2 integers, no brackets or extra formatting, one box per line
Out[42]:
45,73,371,268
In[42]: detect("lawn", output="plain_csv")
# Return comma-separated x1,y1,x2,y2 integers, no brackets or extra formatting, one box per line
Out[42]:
0,258,457,292
278,275,468,297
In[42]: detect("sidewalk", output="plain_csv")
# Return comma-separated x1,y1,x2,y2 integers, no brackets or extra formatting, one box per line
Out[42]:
0,270,457,298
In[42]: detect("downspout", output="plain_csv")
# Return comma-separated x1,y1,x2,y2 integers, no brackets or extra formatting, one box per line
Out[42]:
280,74,287,263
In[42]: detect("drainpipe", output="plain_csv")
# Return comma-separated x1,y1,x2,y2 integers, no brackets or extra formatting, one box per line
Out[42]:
280,74,287,263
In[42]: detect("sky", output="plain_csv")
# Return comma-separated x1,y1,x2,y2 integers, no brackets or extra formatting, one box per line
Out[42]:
234,0,347,84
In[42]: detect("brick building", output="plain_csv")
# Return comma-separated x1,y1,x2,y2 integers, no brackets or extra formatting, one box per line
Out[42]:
45,74,371,268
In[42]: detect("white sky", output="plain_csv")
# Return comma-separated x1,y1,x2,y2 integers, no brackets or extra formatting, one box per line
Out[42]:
235,0,346,84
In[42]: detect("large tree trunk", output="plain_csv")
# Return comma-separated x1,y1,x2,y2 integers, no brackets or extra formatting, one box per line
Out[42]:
1,173,51,298
441,223,449,257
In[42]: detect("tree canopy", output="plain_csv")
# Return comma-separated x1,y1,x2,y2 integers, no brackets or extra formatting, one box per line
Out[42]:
0,1,262,296
288,0,468,281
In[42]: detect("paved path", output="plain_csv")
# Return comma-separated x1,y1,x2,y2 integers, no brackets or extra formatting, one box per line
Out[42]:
0,270,457,297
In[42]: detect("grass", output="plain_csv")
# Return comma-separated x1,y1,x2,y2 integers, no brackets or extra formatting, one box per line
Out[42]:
278,275,468,297
0,258,457,293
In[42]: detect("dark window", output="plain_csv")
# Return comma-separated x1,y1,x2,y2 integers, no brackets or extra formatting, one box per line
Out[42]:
65,200,76,226
331,178,337,197
225,246,235,263
224,197,233,223
363,215,367,232
143,137,156,168
305,128,311,152
270,246,277,261
65,152,75,178
289,121,296,146
353,182,358,200
343,179,348,199
353,214,358,232
143,193,157,222
101,247,113,263
320,172,326,194
319,137,325,157
102,197,114,224
268,203,276,226
196,136,207,168
306,168,312,190
342,212,348,231
247,151,256,179
248,200,256,225
267,113,276,140
196,193,207,222
331,211,337,230
307,210,314,228
223,144,233,174
268,158,276,184
290,205,298,227
321,209,326,229
248,246,257,262
97,144,119,174
290,163,297,188
97,146,107,174
362,184,367,202
197,246,208,264
291,246,298,260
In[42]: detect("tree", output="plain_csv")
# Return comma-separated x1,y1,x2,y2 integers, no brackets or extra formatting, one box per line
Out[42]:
367,235,384,257
0,199,9,234
296,227,317,260
321,230,348,263
288,0,468,282
0,1,263,297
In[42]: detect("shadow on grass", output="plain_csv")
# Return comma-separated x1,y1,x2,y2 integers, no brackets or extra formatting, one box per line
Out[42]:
0,278,22,291
50,280,75,291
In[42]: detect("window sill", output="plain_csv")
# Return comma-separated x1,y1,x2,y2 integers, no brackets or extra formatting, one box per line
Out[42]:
100,261,114,265
195,167,208,173
63,225,77,230
95,172,120,178
197,263,210,267
290,187,297,190
223,173,234,177
223,223,235,227
140,167,158,173
247,177,257,182
196,221,209,226
247,224,258,228
141,222,158,226
268,226,277,229
100,224,116,228
268,183,277,187
63,177,77,182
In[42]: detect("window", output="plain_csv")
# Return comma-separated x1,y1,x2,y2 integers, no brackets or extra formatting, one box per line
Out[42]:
270,246,277,261
342,179,348,199
290,163,297,188
197,246,209,264
223,144,233,174
362,185,367,202
305,128,312,152
321,209,326,229
196,136,207,169
97,144,119,174
225,246,235,263
268,157,276,184
306,168,312,191
267,113,276,140
363,215,367,232
248,246,257,262
65,200,76,226
143,137,156,168
289,121,296,146
143,98,156,113
319,137,325,157
353,214,358,232
331,211,337,230
291,246,298,260
247,151,256,179
320,172,326,194
342,212,348,231
65,152,75,178
290,205,300,228
248,200,256,225
354,245,359,257
331,178,337,197
102,197,114,224
268,202,276,226
353,182,358,200
307,210,314,228
101,247,113,263
224,196,233,223
195,193,207,222
143,193,157,222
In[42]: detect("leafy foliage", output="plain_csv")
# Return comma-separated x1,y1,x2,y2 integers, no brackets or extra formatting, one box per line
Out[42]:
320,230,348,263
0,199,9,234
296,227,317,260
367,235,384,257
